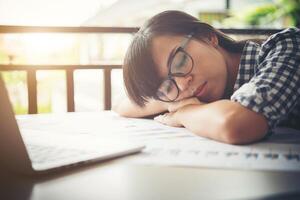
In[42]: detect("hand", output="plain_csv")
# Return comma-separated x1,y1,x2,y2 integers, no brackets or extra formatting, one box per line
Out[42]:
155,97,206,127
154,112,182,127
165,97,206,113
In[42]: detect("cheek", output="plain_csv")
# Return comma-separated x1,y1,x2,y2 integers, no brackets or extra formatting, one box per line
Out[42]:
177,90,194,101
195,50,227,80
209,52,228,99
194,50,228,101
214,52,227,79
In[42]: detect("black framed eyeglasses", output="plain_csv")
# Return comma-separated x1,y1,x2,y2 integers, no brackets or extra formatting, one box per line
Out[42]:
156,33,194,102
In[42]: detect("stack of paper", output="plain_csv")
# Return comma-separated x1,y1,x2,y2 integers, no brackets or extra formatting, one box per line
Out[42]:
17,111,300,171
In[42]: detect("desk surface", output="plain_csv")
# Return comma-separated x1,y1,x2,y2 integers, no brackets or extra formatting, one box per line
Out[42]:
1,112,300,200
2,158,300,200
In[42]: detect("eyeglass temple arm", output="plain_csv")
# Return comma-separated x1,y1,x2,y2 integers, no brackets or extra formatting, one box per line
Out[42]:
180,33,194,49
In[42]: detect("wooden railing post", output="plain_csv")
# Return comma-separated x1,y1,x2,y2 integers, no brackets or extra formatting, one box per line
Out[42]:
66,69,75,112
27,69,37,114
103,68,112,110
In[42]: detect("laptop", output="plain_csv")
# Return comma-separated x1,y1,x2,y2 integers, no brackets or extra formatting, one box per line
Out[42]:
0,74,145,175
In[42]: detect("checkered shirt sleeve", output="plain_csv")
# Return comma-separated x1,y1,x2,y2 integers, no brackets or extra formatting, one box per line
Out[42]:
231,28,300,132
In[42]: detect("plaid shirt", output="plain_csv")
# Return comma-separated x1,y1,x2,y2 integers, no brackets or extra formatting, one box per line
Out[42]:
231,28,300,136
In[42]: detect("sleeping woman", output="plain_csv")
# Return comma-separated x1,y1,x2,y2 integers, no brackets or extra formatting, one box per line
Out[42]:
113,10,300,144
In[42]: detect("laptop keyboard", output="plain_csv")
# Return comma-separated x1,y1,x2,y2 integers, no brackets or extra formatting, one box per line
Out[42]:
27,144,97,164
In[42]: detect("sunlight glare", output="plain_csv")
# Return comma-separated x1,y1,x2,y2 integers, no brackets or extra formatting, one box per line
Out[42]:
22,33,76,64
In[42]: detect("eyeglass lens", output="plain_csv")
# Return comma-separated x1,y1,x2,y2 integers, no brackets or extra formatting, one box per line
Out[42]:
157,50,193,102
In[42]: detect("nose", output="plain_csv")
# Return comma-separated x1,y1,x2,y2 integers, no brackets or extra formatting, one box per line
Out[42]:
174,75,192,92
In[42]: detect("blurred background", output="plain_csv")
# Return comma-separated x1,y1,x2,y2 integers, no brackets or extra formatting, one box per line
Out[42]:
0,0,299,114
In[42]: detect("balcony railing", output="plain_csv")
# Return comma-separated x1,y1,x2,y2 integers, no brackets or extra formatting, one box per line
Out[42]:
0,25,282,114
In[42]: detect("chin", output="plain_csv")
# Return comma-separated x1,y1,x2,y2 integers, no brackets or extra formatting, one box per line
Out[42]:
205,91,223,102
197,95,211,103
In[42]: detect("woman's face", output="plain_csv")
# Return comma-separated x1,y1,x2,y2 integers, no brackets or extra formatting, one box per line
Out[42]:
151,34,228,103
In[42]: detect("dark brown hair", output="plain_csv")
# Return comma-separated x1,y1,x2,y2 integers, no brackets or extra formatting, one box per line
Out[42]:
123,10,247,107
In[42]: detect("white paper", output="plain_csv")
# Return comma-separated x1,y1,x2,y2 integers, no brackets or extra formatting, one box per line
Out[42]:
17,111,199,141
130,137,300,171
17,111,300,171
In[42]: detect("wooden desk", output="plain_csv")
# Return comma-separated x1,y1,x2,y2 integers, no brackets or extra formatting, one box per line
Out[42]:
1,159,300,200
1,112,300,200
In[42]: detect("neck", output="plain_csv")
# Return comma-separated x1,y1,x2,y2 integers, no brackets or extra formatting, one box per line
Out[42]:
221,48,241,99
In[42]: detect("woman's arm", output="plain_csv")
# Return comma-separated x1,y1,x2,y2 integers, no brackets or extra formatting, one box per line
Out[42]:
176,100,268,144
112,96,167,118
158,99,268,144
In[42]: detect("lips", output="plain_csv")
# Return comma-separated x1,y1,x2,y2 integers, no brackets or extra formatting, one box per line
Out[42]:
194,81,207,97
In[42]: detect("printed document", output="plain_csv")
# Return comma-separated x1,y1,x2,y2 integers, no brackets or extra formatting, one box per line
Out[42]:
17,111,300,171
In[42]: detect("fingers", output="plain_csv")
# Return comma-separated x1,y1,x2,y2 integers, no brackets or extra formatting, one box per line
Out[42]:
167,103,179,112
154,114,166,123
154,112,182,127
154,113,171,124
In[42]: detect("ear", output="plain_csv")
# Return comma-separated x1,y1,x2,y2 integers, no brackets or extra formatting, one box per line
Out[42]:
209,34,218,48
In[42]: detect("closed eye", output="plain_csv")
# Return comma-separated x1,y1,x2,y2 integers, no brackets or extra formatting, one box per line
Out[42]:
175,53,188,68
167,46,179,69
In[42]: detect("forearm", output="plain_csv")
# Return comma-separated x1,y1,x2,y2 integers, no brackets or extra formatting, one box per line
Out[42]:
112,97,167,118
175,100,268,144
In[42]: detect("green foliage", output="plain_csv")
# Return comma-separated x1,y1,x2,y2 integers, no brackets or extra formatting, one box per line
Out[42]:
1,71,26,84
224,0,300,27
0,52,8,63
244,0,300,26
282,0,300,26
1,71,53,114
13,103,28,115
38,103,52,113
1,71,28,114
243,4,277,25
